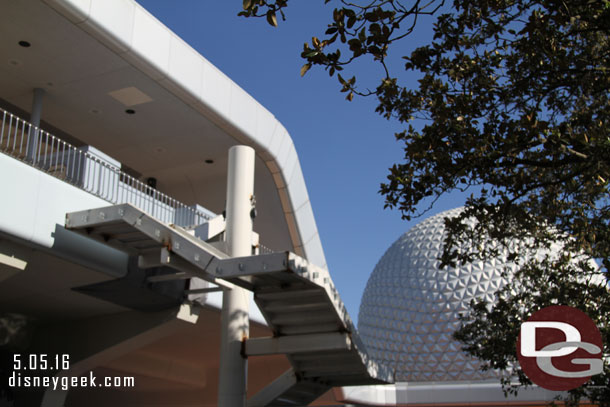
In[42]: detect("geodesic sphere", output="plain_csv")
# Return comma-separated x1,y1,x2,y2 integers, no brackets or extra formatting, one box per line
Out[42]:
358,208,513,382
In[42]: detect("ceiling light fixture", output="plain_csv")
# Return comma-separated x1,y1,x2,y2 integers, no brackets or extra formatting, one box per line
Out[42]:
18,40,31,48
125,109,135,115
205,159,214,164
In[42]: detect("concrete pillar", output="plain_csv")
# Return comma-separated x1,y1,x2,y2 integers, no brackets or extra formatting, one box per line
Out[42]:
26,88,45,162
30,88,45,127
217,146,255,407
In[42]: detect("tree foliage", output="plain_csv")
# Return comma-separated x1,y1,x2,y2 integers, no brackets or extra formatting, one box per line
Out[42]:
241,0,610,403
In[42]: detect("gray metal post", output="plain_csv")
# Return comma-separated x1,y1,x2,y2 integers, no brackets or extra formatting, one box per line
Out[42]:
27,88,45,162
217,145,255,407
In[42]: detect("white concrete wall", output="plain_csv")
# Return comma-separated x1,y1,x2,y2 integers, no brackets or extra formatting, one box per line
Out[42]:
0,152,108,248
337,381,569,405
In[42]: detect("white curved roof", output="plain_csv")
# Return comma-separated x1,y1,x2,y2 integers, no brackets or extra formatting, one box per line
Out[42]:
19,0,326,268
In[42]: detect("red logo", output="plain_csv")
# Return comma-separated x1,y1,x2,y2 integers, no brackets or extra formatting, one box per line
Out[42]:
517,305,603,391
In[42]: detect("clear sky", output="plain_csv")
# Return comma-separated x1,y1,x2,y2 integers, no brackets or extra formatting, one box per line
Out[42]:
136,1,466,324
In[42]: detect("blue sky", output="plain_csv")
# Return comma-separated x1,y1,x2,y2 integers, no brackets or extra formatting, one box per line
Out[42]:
136,1,465,323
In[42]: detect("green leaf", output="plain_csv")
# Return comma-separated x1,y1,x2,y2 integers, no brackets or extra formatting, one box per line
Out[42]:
266,10,278,27
300,63,311,77
243,0,252,10
347,16,356,28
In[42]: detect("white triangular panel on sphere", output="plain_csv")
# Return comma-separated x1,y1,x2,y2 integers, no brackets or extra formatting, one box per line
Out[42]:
358,208,511,382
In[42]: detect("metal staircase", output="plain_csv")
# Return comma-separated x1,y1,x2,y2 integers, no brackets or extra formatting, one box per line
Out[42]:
65,203,393,406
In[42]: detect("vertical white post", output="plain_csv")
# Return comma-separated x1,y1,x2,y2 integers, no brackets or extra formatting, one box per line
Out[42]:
27,88,45,162
217,145,255,407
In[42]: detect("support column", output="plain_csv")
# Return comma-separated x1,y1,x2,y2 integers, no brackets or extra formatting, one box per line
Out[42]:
218,145,255,407
26,88,45,162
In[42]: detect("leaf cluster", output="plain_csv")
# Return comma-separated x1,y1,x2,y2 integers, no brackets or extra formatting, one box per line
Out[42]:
240,0,288,27
241,0,610,403
383,1,610,401
241,1,446,99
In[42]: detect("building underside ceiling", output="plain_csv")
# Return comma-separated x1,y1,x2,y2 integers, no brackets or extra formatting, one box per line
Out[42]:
0,0,292,252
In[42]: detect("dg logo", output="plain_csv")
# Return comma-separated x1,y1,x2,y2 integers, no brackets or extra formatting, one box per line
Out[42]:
517,305,604,391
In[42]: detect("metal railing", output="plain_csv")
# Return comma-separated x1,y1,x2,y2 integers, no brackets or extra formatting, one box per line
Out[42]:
0,107,212,227
258,244,275,255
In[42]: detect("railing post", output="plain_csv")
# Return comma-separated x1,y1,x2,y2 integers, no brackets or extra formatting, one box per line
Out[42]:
217,145,255,407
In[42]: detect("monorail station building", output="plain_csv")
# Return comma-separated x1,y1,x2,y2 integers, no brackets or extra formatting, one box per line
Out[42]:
0,1,588,406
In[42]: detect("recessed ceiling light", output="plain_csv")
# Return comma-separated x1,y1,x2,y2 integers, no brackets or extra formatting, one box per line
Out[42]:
18,41,31,48
205,159,214,164
125,109,135,115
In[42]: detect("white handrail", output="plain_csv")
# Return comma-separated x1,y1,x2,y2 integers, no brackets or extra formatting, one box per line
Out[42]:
0,107,212,228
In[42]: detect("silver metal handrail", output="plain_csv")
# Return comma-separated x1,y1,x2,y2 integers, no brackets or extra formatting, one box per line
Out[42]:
0,108,212,227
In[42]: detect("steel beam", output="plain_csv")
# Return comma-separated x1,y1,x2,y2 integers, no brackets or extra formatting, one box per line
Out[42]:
247,369,298,407
245,332,351,356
